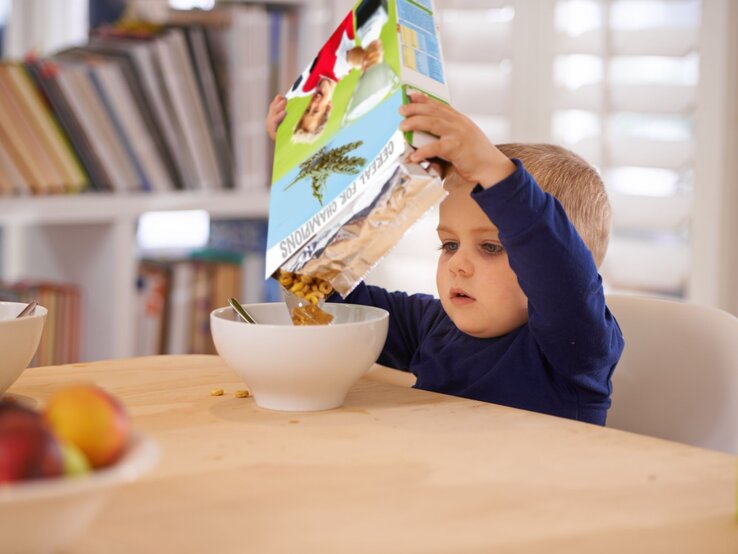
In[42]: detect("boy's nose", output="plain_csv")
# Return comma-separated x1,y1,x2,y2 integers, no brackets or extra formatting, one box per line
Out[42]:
448,251,473,276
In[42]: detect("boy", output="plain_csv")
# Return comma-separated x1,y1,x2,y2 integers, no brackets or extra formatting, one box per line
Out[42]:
266,92,623,425
282,11,384,144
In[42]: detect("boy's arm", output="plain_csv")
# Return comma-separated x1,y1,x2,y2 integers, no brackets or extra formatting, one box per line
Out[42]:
474,162,622,375
401,92,622,377
329,282,438,372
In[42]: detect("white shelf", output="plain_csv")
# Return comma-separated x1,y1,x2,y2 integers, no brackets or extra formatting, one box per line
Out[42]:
0,191,271,363
0,190,270,225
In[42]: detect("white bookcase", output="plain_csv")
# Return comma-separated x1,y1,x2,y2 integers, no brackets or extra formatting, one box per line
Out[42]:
0,191,269,361
0,0,342,362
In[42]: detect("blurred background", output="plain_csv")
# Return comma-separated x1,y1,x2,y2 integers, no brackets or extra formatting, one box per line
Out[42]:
0,0,735,362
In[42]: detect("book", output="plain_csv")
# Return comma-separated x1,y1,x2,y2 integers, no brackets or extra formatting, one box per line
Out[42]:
207,218,268,304
266,0,449,296
3,63,89,194
56,47,177,193
52,60,139,192
25,58,114,192
88,31,195,190
183,24,234,189
0,137,29,195
0,280,81,365
0,63,66,194
154,27,224,190
135,261,171,356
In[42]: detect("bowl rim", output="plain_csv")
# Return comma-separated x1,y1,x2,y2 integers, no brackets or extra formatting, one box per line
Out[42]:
210,302,389,329
0,432,159,503
0,302,48,323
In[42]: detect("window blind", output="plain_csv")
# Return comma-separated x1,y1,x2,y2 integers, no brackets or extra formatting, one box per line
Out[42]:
551,0,700,297
369,0,711,302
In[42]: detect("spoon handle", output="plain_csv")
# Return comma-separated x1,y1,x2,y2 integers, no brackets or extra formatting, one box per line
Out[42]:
16,301,37,318
229,297,256,324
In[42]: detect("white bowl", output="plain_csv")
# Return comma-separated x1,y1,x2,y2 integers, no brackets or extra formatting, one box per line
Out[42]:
0,433,159,553
211,302,389,411
0,302,47,394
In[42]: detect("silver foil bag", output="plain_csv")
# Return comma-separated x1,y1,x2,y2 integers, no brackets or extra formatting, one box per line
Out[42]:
279,142,445,297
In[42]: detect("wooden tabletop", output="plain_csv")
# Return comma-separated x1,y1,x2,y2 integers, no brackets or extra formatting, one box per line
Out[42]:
9,355,738,553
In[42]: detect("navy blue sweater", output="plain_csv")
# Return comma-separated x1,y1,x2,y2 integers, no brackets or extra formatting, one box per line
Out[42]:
332,160,624,425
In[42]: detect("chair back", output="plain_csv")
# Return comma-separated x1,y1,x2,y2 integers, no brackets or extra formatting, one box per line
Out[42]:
606,294,738,454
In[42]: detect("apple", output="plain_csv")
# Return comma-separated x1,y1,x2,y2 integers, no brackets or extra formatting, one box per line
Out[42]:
59,440,91,477
43,385,130,469
0,402,63,483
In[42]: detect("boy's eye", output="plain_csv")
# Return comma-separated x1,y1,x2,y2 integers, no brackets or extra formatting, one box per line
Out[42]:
481,242,505,255
439,241,458,253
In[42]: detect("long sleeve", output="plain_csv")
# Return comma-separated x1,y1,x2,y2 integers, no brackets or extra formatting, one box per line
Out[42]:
331,282,443,371
471,159,623,380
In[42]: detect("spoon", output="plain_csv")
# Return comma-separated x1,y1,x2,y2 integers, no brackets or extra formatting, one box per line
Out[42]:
229,297,256,324
16,301,37,318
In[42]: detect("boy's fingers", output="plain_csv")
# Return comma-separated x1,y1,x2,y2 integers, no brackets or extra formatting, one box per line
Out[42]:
408,90,429,102
399,99,447,118
410,142,446,163
400,114,452,136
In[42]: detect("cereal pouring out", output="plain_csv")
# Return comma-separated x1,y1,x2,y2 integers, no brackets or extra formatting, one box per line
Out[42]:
276,270,335,325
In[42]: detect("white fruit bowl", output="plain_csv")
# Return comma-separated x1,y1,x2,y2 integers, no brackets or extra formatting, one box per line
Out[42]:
0,433,159,553
0,301,47,394
211,302,389,411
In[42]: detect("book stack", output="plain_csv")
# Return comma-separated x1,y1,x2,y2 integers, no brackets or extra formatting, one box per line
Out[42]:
0,281,81,366
135,255,243,356
0,3,301,196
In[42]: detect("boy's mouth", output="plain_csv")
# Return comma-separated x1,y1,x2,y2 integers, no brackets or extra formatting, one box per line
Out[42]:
450,288,475,305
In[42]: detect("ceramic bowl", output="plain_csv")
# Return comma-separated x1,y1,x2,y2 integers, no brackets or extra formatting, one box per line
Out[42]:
210,302,389,411
0,302,47,394
0,433,159,553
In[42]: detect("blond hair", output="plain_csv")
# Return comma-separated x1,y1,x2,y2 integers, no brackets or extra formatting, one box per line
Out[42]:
493,143,611,267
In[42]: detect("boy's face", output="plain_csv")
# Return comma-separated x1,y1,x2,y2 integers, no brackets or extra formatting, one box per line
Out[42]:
298,79,335,133
436,177,528,338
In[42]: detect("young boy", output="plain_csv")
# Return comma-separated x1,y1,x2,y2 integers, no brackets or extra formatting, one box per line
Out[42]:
266,92,623,425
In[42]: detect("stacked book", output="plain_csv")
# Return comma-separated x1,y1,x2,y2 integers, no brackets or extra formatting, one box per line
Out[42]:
0,4,300,196
135,256,242,356
0,281,81,366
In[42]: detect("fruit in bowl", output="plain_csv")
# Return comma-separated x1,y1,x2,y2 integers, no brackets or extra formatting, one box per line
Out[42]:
0,403,63,483
0,301,47,394
210,302,389,411
45,385,131,469
0,386,158,553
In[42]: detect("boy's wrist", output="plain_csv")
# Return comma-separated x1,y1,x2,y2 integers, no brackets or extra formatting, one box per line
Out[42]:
475,154,517,189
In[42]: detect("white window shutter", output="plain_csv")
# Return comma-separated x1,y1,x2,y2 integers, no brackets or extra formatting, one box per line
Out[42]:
549,0,703,298
354,0,737,312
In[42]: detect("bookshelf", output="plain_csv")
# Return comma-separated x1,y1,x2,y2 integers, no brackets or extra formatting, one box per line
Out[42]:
0,190,270,362
0,0,338,362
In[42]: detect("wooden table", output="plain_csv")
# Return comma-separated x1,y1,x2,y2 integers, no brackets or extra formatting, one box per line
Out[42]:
9,355,738,553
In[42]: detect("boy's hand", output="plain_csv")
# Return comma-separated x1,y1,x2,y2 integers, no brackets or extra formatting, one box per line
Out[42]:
399,91,516,188
266,95,287,141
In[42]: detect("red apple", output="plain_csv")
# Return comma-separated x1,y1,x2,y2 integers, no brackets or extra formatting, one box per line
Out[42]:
0,402,63,483
43,385,130,469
